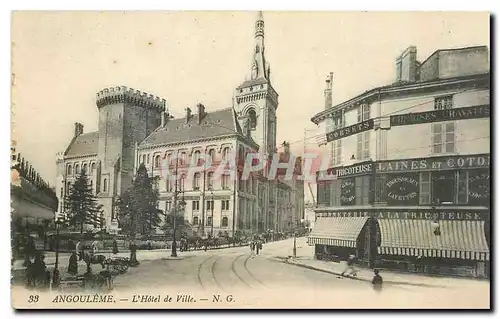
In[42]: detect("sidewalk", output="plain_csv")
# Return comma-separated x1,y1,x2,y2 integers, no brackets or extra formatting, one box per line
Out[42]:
275,237,489,289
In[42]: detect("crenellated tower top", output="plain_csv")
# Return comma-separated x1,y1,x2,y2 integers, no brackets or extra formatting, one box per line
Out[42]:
96,86,166,112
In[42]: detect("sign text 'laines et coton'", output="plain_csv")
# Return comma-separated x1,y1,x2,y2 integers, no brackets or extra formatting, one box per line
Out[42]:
377,154,490,173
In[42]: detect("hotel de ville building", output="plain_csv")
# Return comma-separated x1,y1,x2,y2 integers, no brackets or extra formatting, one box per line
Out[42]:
54,12,304,238
309,45,490,278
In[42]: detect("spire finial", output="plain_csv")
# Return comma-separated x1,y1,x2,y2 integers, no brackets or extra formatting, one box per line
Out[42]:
255,11,264,38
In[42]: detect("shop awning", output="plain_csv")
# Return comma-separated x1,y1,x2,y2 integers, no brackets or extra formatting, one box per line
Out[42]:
308,217,369,248
378,219,489,261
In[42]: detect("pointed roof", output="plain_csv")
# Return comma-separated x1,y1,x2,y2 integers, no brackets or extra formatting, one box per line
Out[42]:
139,107,258,149
65,132,99,157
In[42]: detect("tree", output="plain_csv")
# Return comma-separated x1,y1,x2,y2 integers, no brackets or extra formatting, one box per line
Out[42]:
118,164,161,238
65,171,103,234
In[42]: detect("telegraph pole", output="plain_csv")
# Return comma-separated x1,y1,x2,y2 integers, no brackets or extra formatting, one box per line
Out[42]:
171,156,179,257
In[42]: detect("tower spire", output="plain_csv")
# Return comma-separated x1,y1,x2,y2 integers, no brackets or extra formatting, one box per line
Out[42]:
255,11,264,38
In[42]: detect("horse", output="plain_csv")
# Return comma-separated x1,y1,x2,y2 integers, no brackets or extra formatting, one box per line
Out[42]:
83,252,107,269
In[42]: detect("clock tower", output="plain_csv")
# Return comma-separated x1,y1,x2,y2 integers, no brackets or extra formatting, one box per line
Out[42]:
234,11,279,159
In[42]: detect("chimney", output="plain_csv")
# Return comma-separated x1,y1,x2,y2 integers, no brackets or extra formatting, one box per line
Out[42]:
324,72,333,109
398,46,418,82
185,107,192,123
74,122,84,137
161,112,167,127
282,141,290,154
197,103,206,125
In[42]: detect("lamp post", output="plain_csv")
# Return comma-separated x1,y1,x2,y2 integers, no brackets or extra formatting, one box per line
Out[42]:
52,213,66,288
210,191,214,238
171,156,179,257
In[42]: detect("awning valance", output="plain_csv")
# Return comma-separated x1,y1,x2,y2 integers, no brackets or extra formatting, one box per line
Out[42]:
308,217,369,248
378,219,489,261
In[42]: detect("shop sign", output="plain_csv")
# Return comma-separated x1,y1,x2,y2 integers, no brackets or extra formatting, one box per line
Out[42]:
319,210,487,221
377,154,490,173
326,119,374,143
385,174,419,205
336,162,373,178
390,104,490,126
340,178,355,205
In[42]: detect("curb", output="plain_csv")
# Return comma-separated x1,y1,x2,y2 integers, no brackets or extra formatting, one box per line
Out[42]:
280,258,447,289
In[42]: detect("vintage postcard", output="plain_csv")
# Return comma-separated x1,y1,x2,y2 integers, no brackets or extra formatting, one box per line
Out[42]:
11,11,490,309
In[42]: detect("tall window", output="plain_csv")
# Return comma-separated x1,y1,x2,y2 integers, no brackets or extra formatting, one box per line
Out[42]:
222,174,230,189
67,164,72,175
75,164,80,175
208,149,216,163
147,154,150,164
91,163,95,174
334,139,342,166
432,122,455,154
456,171,468,204
154,155,161,168
142,154,146,164
166,180,172,192
355,176,371,205
222,147,230,160
357,131,370,160
165,201,172,213
207,172,214,189
82,163,88,174
180,175,186,191
222,200,230,211
66,182,71,194
193,150,201,165
419,172,431,205
193,217,199,225
357,104,370,122
432,96,455,154
103,178,108,193
90,180,93,192
207,216,213,226
193,173,201,190
60,187,63,198
206,200,214,211
222,217,229,227
180,152,187,165
192,200,200,211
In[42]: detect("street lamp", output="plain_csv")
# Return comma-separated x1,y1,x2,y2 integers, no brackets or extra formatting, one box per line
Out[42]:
210,191,214,238
52,212,66,288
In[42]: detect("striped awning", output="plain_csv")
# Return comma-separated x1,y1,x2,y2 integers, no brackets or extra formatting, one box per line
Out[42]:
307,217,369,248
378,219,489,261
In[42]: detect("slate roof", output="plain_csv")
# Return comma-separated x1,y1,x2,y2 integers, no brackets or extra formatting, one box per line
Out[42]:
236,78,268,89
139,107,252,148
65,132,99,157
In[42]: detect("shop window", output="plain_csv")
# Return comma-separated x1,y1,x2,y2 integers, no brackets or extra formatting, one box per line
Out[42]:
192,200,200,211
222,217,229,227
375,175,387,203
456,171,468,204
468,169,490,205
340,178,356,206
432,171,456,204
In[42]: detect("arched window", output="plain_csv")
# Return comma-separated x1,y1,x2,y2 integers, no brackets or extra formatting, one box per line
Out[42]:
208,149,216,163
193,172,201,190
154,155,161,168
222,217,229,227
193,150,201,165
75,164,80,175
222,173,230,189
180,152,187,165
147,154,150,164
222,147,230,160
67,164,72,175
142,154,146,164
193,217,199,225
207,172,214,189
91,163,96,174
82,163,88,174
238,147,245,161
166,153,172,166
103,178,108,192
248,109,257,130
90,180,93,191
180,174,186,191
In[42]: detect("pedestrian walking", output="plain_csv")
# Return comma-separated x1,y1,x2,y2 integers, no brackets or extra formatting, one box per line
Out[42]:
112,239,119,254
68,252,78,276
371,269,383,292
341,255,357,277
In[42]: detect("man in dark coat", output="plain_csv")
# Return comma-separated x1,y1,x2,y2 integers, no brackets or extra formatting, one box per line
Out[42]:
68,252,78,276
372,269,383,292
112,239,119,254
